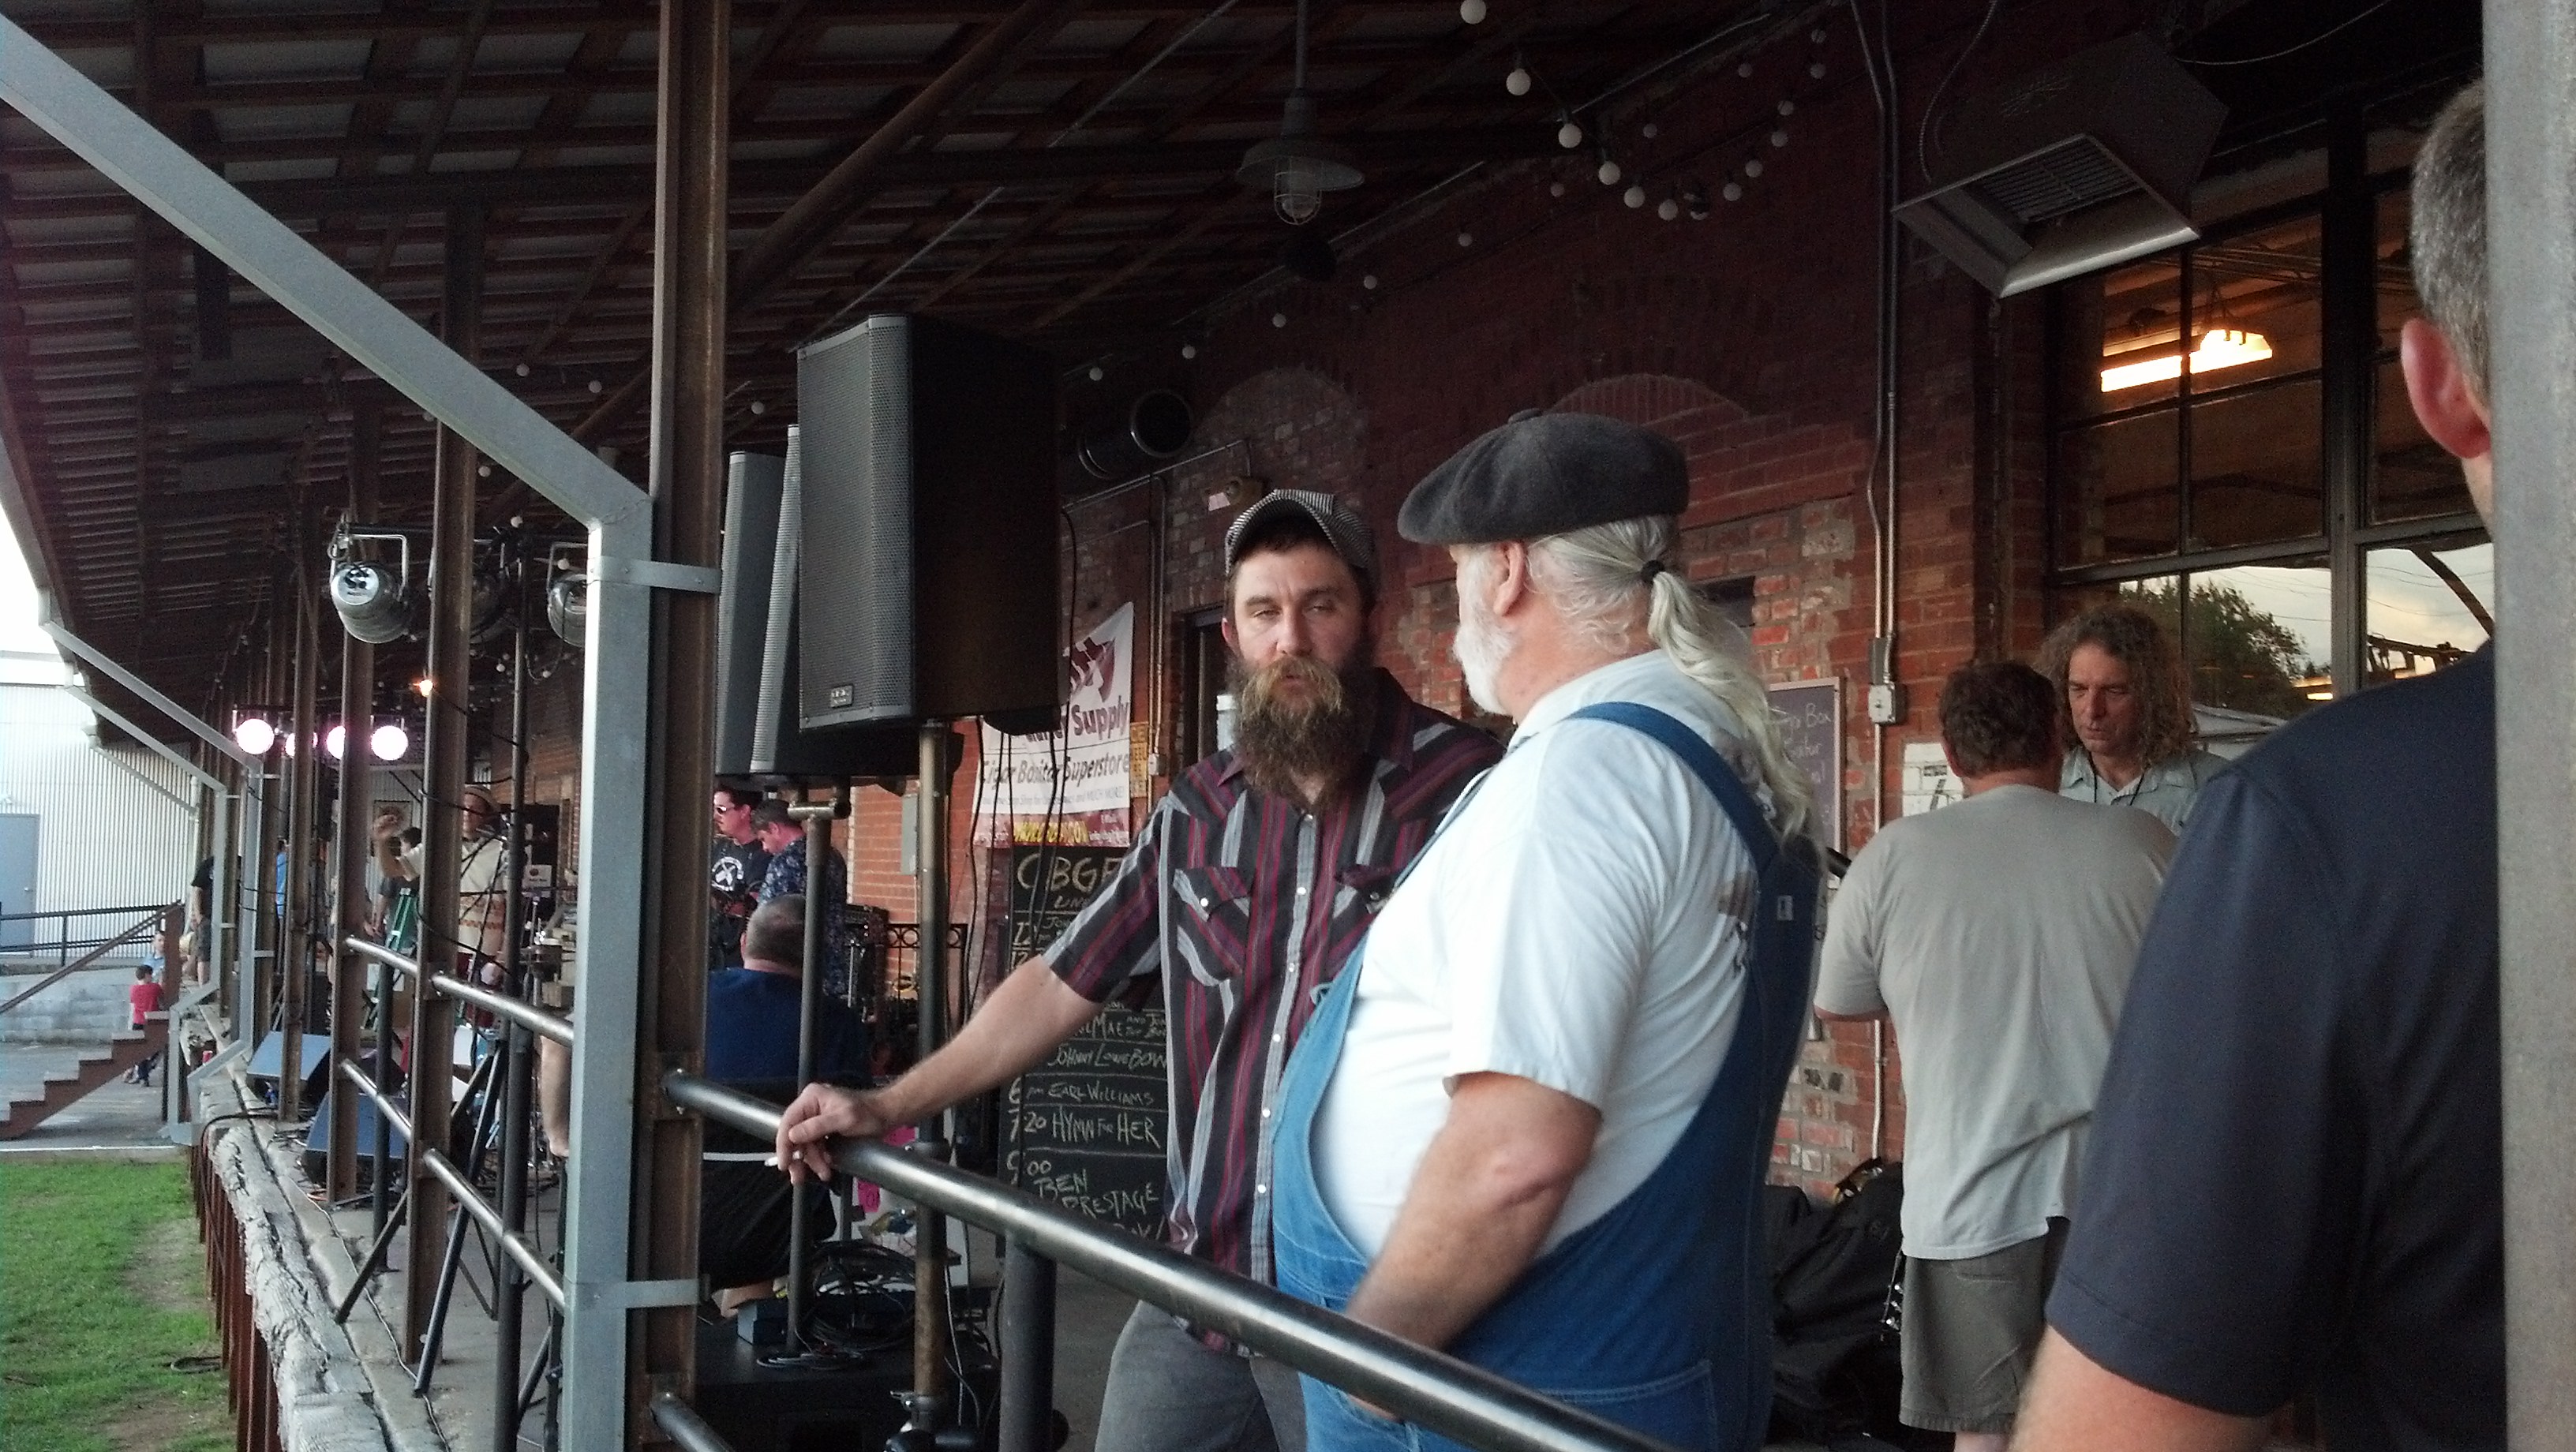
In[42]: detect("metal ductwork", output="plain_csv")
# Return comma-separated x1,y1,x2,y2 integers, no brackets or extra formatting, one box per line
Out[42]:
1894,33,2226,298
1075,389,1195,481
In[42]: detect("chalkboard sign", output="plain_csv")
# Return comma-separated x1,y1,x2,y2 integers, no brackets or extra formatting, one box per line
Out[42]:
1768,679,1843,850
1005,844,1123,961
999,844,1169,1235
1002,1007,1169,1235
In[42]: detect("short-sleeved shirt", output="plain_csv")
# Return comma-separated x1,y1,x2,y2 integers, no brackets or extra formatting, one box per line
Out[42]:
129,979,163,1027
2059,745,2226,833
708,836,770,969
759,841,848,996
1312,651,1777,1256
704,968,870,1083
2047,649,2499,1450
1814,784,2174,1259
1046,669,1500,1284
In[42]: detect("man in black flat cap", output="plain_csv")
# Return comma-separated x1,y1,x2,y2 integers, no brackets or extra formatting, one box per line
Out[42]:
777,488,1499,1452
1269,412,1824,1451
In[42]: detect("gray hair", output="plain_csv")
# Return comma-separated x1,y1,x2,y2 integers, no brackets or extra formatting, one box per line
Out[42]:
2410,79,2487,399
1517,517,1816,844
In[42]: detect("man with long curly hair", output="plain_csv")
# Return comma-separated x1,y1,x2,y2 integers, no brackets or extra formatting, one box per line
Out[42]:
2035,603,2226,833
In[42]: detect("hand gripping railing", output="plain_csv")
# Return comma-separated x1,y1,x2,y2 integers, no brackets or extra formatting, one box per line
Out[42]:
661,1071,1683,1452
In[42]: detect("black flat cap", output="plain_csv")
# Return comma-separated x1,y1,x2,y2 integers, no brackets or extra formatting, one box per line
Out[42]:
1398,411,1688,544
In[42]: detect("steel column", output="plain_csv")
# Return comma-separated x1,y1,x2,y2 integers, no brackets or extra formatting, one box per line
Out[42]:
2321,117,2374,698
328,403,380,1201
404,201,484,1362
915,721,954,1407
2487,3,2576,1445
998,1237,1059,1452
282,555,322,1117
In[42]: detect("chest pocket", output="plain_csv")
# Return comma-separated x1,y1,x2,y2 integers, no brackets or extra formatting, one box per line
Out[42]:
1331,862,1397,919
1172,865,1254,985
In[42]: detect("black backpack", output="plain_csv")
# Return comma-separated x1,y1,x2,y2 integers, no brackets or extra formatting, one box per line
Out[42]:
1768,1159,1920,1448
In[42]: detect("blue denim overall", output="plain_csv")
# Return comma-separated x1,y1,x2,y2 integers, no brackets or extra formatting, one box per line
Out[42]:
1271,703,1820,1451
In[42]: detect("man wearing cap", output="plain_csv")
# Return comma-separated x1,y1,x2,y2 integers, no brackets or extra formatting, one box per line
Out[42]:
1269,413,1822,1450
777,490,1500,1452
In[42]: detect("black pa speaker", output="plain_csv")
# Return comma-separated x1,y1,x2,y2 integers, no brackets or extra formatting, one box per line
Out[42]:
714,449,951,783
794,314,1061,730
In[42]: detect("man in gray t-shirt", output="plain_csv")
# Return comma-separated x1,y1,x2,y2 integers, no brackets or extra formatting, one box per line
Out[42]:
1816,662,2173,1452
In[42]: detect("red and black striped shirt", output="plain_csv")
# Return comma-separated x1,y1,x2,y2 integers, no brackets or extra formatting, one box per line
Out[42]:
1046,671,1502,1285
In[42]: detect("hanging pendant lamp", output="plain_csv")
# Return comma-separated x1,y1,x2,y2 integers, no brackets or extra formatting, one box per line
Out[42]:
1237,0,1363,226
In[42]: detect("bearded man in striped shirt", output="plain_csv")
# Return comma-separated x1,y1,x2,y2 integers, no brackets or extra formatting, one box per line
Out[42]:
778,488,1499,1452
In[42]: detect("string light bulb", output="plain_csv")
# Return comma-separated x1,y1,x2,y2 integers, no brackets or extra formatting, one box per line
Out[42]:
1506,61,1532,96
1458,0,1486,21
1558,119,1584,149
749,399,766,414
1771,129,1790,148
1623,184,1646,208
1362,274,1380,290
1723,181,1744,201
1181,343,1198,360
1088,365,1105,381
1657,197,1680,221
1271,312,1288,328
1597,158,1622,185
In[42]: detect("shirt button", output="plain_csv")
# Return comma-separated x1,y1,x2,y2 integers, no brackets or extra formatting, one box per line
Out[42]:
1296,885,1308,896
1261,1107,1271,1118
1256,1184,1267,1196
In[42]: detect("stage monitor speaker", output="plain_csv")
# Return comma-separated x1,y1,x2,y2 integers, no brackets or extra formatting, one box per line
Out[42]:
795,314,1061,730
714,448,953,783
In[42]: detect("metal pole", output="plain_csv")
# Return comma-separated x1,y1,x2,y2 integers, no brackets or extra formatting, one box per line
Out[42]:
914,721,953,1409
2322,115,2372,698
283,559,321,1118
606,2,729,1438
2488,4,2576,1445
328,402,381,1201
998,1237,1058,1452
784,795,835,1355
492,593,535,1450
405,200,484,1362
252,614,281,1035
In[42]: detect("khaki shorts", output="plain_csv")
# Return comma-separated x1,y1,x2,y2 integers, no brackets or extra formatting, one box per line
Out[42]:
1899,1218,2069,1434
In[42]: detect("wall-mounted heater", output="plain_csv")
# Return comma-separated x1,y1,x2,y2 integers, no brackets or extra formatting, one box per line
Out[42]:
1894,33,2226,298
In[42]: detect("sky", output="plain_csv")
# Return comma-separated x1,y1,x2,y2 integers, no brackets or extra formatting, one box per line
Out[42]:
1,508,66,685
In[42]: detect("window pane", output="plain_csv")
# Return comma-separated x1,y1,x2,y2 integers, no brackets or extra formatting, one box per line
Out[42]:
2367,540,2491,683
2372,355,2473,522
2178,564,2333,733
2187,380,2325,550
2068,256,2184,418
2376,187,2421,354
2055,412,2180,565
2189,214,2324,391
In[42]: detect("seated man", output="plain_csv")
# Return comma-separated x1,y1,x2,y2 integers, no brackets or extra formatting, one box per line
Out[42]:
702,896,869,1305
707,895,870,1083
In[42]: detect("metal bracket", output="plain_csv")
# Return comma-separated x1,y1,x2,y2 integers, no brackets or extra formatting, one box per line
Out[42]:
574,1278,702,1312
593,556,721,595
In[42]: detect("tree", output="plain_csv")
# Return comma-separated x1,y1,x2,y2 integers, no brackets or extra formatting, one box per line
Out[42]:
2124,579,2317,720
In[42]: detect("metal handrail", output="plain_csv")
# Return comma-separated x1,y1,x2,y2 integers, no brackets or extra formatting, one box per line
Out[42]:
343,937,574,1045
661,1071,1680,1452
649,1392,736,1452
0,906,169,1014
0,901,170,922
334,1055,566,1309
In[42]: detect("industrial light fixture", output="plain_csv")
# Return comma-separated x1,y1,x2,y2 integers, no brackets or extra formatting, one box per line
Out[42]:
2099,328,2273,392
324,723,346,760
326,526,419,645
1237,0,1362,226
371,721,412,761
232,713,276,756
545,543,588,648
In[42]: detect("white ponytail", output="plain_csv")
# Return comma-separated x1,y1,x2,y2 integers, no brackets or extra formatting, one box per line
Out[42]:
1522,517,1817,844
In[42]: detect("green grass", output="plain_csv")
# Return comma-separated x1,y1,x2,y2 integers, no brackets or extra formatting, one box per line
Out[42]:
0,1158,230,1452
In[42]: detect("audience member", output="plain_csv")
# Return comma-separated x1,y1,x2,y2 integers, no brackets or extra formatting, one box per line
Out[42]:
1814,661,2172,1452
1277,414,1821,1451
124,964,164,1086
2037,604,2226,833
706,896,869,1083
752,799,848,999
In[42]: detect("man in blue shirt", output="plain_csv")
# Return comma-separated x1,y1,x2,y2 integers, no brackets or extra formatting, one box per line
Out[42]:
706,896,868,1084
2015,79,2502,1452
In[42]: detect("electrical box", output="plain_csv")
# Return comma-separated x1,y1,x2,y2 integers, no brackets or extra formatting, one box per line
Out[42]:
1866,682,1908,725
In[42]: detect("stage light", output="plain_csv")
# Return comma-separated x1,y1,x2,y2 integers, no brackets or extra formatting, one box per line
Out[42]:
325,724,347,760
233,716,276,755
371,722,410,762
327,527,418,644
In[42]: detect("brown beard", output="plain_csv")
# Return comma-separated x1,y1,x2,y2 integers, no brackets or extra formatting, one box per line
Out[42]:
1232,650,1378,810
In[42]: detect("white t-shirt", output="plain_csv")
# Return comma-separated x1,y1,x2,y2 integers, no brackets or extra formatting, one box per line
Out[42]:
1312,651,1771,1256
1814,784,2174,1259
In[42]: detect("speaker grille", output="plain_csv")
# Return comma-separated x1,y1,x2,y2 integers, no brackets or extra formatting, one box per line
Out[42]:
799,316,915,726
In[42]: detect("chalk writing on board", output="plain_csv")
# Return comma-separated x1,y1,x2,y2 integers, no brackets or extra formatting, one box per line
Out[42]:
1768,679,1844,849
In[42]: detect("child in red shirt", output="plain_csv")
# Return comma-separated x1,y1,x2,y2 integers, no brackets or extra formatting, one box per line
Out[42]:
125,966,163,1086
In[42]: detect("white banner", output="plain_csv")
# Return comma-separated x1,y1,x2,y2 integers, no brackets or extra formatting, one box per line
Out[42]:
978,602,1136,844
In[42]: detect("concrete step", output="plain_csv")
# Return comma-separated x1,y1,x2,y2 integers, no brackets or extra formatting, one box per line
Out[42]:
0,1020,167,1139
